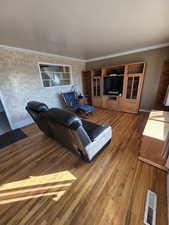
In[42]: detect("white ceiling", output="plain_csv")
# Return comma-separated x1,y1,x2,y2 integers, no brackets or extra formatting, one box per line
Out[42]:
0,0,169,60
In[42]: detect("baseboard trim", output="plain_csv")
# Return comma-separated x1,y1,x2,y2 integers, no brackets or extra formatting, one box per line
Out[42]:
139,109,151,113
11,118,33,130
138,156,168,171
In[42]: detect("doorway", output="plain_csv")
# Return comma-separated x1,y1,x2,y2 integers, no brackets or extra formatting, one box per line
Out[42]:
0,98,11,135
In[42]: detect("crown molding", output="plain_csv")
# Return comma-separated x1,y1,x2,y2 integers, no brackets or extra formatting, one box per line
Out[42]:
86,42,169,62
0,44,86,63
0,42,169,63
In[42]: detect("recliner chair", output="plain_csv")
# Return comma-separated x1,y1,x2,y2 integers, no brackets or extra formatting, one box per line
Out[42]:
26,101,112,161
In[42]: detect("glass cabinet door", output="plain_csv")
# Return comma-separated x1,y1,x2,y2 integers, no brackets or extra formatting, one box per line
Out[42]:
93,79,97,96
93,78,101,96
97,78,101,96
126,76,140,100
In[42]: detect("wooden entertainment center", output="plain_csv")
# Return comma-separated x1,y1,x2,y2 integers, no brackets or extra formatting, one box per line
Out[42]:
83,62,145,113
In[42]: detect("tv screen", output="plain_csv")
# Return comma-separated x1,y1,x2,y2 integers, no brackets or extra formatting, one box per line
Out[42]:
104,76,123,95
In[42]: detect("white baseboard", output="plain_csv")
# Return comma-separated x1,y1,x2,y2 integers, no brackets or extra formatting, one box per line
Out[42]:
139,109,151,113
11,118,33,130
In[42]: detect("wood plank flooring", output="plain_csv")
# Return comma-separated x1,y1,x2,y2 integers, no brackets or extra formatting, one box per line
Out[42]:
0,109,167,225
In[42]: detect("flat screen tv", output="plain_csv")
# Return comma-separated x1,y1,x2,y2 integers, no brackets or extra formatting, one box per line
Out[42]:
104,76,123,95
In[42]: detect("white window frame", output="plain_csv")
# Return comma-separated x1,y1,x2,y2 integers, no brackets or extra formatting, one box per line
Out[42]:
38,62,73,88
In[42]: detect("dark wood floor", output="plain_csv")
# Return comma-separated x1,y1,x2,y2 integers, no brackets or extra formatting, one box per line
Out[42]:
0,109,167,225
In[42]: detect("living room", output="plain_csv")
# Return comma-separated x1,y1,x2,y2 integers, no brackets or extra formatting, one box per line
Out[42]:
0,1,169,225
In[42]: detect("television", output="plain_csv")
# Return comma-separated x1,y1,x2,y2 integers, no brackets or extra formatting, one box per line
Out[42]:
104,76,123,95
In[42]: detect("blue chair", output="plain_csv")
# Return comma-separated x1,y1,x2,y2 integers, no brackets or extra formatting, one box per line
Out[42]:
62,92,95,114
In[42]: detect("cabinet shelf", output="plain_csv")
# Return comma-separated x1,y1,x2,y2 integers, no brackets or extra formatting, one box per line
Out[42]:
127,73,144,76
93,76,101,78
127,62,145,74
104,74,124,77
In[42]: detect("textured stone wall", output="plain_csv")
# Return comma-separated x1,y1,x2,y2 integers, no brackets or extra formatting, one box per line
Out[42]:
0,48,85,128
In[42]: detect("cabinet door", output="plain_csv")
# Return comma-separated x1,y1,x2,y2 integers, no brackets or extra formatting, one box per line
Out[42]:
126,75,140,100
93,77,101,96
92,77,102,107
122,74,144,113
93,78,97,96
82,71,92,104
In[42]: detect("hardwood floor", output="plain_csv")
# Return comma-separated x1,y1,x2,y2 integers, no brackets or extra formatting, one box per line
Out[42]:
0,109,167,225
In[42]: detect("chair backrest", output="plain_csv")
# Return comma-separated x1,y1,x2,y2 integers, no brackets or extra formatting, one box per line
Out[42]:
62,92,77,106
26,101,49,121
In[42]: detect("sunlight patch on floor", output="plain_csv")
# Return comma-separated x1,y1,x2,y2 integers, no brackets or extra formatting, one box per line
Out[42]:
0,171,76,204
0,171,76,190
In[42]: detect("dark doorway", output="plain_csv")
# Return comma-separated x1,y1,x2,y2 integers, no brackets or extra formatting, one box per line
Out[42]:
0,99,11,135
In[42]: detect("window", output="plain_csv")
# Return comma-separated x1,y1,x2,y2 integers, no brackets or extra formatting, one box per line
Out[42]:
39,63,72,87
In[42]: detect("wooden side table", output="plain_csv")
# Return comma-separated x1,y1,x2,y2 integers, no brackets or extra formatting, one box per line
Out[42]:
139,110,169,171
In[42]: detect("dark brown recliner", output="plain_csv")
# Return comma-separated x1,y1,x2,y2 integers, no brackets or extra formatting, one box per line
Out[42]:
26,101,112,161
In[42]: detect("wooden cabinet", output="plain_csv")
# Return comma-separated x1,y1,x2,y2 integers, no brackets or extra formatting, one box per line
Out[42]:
82,71,92,105
139,110,169,171
102,95,120,110
92,77,102,107
122,73,144,113
91,69,103,107
82,62,145,113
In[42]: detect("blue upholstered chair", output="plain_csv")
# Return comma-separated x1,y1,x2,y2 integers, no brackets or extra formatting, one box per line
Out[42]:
62,92,95,114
